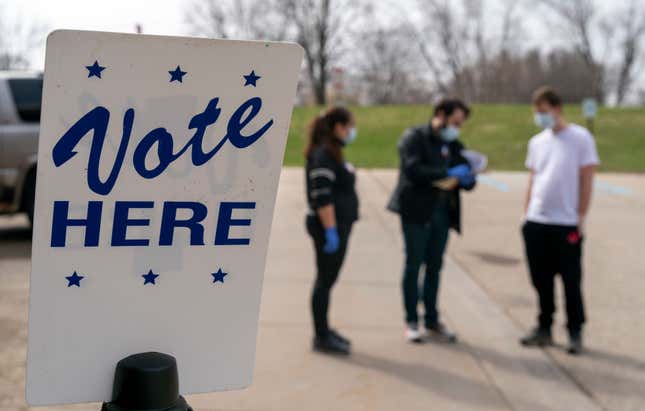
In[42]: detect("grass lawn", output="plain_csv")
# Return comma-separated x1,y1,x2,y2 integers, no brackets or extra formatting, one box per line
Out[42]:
283,104,645,172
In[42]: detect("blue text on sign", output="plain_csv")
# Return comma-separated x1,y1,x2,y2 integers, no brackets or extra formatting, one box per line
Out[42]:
50,201,256,247
48,96,271,248
52,96,272,196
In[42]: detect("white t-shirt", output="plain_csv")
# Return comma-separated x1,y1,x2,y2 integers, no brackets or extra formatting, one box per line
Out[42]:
525,123,600,226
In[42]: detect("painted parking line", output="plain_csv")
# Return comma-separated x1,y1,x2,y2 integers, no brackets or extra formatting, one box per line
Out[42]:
477,175,510,192
595,180,633,197
476,176,634,197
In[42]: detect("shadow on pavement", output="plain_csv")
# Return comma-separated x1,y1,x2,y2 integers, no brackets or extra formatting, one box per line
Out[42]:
335,350,551,410
461,342,575,380
583,347,645,372
461,342,645,401
469,251,522,266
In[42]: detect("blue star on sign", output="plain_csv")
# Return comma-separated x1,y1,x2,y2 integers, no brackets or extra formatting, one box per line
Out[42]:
243,70,261,87
169,65,187,83
65,271,85,287
142,270,159,285
211,268,228,283
85,60,106,78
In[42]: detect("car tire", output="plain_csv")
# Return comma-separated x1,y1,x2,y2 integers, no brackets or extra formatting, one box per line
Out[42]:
22,168,36,226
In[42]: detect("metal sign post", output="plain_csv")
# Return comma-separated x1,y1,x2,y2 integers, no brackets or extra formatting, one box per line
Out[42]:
582,98,598,133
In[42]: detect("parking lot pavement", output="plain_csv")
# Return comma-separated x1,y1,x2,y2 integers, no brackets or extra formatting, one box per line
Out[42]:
370,170,645,411
1,168,642,411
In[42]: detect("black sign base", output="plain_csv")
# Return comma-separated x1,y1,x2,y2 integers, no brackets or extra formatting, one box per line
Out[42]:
101,352,192,411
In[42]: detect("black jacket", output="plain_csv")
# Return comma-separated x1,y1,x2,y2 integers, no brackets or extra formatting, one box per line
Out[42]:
387,125,475,233
306,146,359,224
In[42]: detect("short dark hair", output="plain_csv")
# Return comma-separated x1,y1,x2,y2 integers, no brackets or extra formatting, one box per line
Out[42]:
532,86,562,107
433,98,471,119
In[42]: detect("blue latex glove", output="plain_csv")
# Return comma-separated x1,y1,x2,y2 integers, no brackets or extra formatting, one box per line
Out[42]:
323,227,340,254
460,173,476,188
447,164,471,179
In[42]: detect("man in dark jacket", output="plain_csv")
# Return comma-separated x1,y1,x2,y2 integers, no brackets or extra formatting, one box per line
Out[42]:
387,99,476,343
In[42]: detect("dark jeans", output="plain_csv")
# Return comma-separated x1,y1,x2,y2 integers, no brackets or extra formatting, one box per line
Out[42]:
401,205,450,328
522,221,586,334
306,216,353,338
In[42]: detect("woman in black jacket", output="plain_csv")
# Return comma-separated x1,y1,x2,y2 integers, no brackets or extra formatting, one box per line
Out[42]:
305,107,359,355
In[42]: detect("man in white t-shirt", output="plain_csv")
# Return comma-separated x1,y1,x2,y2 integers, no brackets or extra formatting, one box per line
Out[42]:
520,86,599,355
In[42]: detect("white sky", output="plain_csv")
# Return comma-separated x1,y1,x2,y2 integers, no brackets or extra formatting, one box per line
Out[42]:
8,0,188,68
10,0,543,69
16,0,186,34
6,0,635,67
4,0,644,102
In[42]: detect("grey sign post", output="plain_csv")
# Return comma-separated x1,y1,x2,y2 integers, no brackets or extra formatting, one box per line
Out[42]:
582,98,598,133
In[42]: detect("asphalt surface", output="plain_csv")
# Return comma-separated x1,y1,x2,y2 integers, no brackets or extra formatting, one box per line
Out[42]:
1,169,643,411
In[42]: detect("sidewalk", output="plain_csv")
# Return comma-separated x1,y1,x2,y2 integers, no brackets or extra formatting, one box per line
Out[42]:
189,169,603,411
1,168,642,411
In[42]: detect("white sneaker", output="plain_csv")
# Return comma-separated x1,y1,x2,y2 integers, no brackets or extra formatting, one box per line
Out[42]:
405,325,425,343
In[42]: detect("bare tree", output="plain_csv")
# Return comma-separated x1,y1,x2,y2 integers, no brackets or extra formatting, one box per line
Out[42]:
415,0,526,101
498,0,524,56
357,26,430,104
638,88,645,106
612,0,645,105
187,0,357,105
185,0,288,41
540,0,606,101
417,0,470,98
274,0,359,105
0,2,45,70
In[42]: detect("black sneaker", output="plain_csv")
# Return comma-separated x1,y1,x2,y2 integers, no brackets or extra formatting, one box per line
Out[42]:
427,322,457,343
567,331,583,355
329,329,351,347
313,334,350,355
520,327,553,347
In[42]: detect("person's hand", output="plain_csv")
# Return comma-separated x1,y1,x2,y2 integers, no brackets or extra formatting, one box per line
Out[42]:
459,173,476,188
323,227,340,254
578,214,586,235
447,164,471,179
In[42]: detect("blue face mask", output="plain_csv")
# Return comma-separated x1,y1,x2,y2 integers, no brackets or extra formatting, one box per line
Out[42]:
344,127,358,145
440,125,460,142
534,112,555,129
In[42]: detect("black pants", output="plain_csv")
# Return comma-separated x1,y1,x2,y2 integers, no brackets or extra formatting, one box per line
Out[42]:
522,221,586,333
306,216,353,338
400,204,450,327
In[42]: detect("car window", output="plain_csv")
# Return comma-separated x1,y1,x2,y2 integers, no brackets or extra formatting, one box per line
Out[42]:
7,78,43,123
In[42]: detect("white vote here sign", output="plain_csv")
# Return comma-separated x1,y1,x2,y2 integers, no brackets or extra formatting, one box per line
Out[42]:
27,30,303,405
